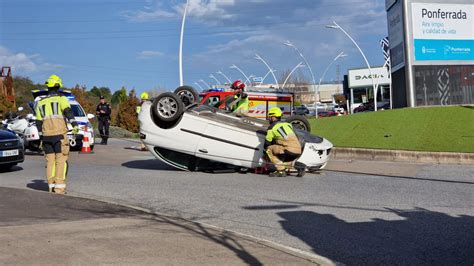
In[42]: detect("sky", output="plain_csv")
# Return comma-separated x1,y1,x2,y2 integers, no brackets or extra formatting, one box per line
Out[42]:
0,0,388,94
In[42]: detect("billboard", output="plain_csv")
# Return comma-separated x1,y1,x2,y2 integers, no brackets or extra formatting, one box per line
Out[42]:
388,0,406,71
348,67,391,88
411,2,474,62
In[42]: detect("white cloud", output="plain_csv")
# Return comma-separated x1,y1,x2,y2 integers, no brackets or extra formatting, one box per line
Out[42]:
0,46,37,72
137,50,164,59
0,46,63,74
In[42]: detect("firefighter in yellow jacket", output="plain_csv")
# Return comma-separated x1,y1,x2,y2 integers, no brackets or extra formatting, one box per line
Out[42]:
36,75,79,194
264,107,302,177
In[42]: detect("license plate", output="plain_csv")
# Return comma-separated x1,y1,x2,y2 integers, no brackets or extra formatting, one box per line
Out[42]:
1,149,19,157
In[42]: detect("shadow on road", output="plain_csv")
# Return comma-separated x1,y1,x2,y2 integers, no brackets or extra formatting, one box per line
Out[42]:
0,165,23,173
121,159,179,171
26,179,49,192
153,215,264,265
275,208,474,265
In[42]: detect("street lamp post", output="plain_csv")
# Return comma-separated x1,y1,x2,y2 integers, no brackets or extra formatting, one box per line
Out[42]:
209,74,221,85
216,71,232,84
283,40,316,91
326,21,378,111
229,65,251,86
194,82,204,91
315,52,347,117
260,69,277,85
179,0,190,87
245,75,256,86
199,79,212,90
282,62,305,89
255,54,279,89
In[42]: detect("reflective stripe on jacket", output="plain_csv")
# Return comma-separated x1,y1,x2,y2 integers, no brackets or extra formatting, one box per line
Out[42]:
265,122,301,154
35,95,73,137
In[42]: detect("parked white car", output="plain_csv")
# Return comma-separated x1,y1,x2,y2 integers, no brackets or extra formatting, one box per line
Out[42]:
138,91,333,174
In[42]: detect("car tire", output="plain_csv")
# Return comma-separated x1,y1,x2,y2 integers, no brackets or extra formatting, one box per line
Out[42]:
151,92,184,125
174,86,199,107
286,115,311,132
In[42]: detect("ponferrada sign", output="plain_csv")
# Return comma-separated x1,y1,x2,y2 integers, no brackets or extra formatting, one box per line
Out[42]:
421,8,468,19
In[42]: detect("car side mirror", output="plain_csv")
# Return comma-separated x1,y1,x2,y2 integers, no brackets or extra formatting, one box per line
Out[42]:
87,114,95,119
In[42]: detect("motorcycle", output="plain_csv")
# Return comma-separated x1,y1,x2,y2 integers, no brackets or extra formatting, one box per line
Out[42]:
2,107,42,152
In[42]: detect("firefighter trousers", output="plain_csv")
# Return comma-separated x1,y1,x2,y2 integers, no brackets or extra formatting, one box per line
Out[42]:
266,145,301,171
43,135,70,194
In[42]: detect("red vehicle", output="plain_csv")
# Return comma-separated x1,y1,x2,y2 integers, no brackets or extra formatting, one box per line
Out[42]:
173,86,311,132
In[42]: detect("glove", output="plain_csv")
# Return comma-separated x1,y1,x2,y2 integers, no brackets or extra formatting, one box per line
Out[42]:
72,126,79,135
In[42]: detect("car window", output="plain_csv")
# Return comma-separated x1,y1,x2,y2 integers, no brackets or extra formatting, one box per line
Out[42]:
71,104,85,117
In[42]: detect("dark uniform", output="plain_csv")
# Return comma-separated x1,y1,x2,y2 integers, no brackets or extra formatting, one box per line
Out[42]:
96,97,111,145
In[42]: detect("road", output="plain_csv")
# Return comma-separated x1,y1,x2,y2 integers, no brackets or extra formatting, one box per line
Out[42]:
1,139,473,265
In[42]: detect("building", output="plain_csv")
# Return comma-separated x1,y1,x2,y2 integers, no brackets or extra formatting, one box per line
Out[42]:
386,0,474,107
343,67,391,112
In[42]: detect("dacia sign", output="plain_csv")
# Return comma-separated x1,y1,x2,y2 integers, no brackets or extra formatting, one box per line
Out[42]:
348,67,391,88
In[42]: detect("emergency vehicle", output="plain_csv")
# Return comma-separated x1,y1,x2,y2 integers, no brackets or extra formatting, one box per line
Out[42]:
173,86,311,132
199,89,294,119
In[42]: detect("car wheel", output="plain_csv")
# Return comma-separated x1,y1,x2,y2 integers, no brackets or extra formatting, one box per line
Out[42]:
151,92,184,125
286,115,311,132
174,86,199,107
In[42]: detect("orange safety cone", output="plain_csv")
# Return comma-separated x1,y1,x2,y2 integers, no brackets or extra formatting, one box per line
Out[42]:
79,134,94,154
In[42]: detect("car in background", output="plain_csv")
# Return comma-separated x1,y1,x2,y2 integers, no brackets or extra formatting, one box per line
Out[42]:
317,110,339,118
0,129,24,171
333,104,345,115
293,105,310,116
354,101,390,113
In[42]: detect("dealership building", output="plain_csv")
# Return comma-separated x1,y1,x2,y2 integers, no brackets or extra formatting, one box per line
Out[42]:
343,67,392,112
386,0,473,107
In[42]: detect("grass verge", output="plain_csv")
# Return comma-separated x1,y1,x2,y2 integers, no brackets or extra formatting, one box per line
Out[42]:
310,106,474,153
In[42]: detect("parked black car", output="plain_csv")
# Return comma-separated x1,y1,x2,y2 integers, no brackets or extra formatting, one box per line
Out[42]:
293,105,310,115
0,129,24,171
354,101,390,113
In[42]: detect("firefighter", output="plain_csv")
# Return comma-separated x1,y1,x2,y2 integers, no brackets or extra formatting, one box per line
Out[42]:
96,95,111,145
264,107,302,177
36,75,79,194
136,92,149,151
229,80,249,116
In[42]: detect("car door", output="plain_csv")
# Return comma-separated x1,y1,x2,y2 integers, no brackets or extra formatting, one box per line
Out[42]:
194,121,264,168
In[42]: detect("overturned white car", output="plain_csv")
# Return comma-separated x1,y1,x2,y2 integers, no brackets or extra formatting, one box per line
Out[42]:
138,90,333,174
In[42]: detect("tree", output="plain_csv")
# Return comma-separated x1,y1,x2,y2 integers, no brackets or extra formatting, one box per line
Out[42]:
116,89,140,133
90,86,111,99
12,76,45,109
71,84,95,115
111,87,127,105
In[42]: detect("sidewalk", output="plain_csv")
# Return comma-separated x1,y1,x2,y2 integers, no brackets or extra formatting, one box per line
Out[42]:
0,187,326,265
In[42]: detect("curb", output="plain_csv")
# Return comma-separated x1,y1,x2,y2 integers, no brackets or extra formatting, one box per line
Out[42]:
64,190,337,266
331,147,474,165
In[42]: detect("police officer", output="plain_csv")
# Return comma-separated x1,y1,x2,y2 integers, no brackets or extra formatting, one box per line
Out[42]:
229,80,249,117
36,75,79,194
96,96,111,145
264,107,302,177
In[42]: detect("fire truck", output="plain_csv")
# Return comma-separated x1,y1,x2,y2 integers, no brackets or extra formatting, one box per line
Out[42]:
199,89,294,119
173,86,311,132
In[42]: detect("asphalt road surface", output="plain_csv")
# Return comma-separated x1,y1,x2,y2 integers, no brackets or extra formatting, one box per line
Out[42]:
1,139,473,265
